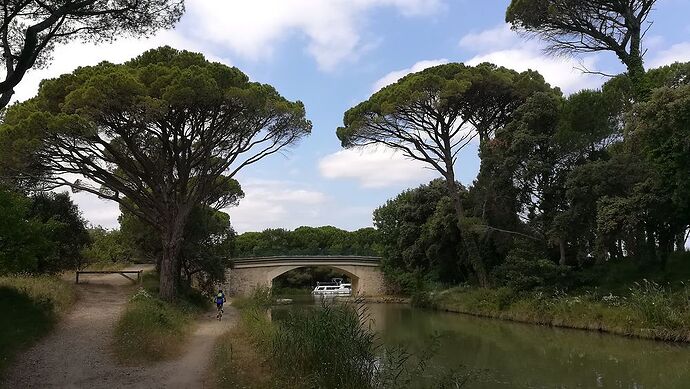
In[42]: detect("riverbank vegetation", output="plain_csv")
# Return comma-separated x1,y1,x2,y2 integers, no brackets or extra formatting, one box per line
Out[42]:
0,276,75,375
113,272,209,362
216,290,477,388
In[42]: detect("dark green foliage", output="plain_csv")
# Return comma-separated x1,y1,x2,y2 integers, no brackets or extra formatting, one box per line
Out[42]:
0,189,51,274
82,227,135,265
491,240,568,292
28,192,91,271
234,226,381,257
0,287,55,374
0,189,90,274
374,179,468,291
374,60,690,295
119,204,237,289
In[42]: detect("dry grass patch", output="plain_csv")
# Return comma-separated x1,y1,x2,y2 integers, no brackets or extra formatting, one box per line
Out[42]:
113,288,196,363
212,323,275,389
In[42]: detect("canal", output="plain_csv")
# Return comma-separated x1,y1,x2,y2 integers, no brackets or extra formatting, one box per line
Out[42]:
272,298,690,388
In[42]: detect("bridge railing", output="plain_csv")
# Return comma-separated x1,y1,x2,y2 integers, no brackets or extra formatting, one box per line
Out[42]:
230,255,382,268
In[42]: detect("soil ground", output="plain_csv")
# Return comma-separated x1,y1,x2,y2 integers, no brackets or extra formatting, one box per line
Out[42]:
2,266,235,389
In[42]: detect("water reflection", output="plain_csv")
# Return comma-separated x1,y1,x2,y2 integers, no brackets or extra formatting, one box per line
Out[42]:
272,299,690,388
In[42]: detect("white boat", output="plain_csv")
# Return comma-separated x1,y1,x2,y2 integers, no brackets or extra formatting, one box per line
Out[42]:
311,283,352,295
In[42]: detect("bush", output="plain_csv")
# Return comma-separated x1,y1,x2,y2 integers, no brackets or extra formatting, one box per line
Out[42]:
491,241,568,292
81,227,134,266
0,190,91,274
113,288,195,362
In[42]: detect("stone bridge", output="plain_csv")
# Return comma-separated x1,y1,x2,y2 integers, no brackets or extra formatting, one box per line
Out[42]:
224,256,385,296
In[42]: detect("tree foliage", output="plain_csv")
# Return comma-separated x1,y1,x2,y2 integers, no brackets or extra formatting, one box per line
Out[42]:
373,59,690,292
506,0,656,82
337,62,556,286
0,189,90,274
0,0,184,109
373,179,467,291
82,227,134,264
234,226,381,257
119,203,237,289
0,46,311,301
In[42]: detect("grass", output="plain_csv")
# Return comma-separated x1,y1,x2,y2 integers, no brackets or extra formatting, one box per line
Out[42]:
0,275,75,376
212,316,275,389
217,289,477,388
112,272,209,363
432,279,690,342
426,252,690,342
82,261,130,271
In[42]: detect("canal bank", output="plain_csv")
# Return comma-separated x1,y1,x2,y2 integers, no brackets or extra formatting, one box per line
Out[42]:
426,282,690,343
224,295,690,388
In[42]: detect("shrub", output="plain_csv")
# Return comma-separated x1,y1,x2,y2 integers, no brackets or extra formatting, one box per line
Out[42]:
491,241,567,292
113,288,194,362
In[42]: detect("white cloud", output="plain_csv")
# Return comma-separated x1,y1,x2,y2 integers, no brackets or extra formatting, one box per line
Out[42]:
458,24,606,94
70,192,121,229
185,0,442,71
10,0,443,103
466,48,603,94
318,147,437,188
226,179,330,232
372,58,449,91
649,42,690,68
459,24,516,51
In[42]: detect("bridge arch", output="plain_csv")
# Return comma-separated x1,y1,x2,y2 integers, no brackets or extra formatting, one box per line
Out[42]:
223,256,385,296
267,264,360,291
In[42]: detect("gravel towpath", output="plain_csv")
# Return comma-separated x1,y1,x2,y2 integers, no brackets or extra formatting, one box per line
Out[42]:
3,267,235,389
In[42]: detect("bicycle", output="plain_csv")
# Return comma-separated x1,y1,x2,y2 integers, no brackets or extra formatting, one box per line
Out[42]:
216,304,224,321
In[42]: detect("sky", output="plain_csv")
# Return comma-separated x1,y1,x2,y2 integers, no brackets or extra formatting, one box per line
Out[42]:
13,0,690,233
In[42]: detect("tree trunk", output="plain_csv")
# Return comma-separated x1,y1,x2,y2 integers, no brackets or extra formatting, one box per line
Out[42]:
159,219,185,302
624,21,646,97
676,231,687,252
558,237,567,266
445,176,489,287
645,223,657,262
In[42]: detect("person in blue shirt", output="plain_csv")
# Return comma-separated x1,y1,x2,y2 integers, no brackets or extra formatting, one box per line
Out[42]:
215,289,226,316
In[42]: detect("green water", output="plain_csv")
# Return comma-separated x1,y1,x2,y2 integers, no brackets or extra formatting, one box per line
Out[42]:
273,298,690,388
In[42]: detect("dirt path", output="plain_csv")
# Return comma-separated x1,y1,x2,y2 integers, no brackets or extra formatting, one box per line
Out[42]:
3,267,236,389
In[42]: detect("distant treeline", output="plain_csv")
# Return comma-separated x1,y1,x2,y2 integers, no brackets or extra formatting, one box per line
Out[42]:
234,226,381,257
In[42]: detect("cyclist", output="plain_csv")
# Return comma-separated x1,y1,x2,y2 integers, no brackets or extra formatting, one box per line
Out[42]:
215,289,226,319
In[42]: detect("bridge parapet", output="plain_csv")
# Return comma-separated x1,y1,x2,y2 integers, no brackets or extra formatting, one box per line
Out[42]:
232,256,381,268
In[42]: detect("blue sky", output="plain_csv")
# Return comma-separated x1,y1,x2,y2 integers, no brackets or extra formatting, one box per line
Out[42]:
15,0,690,232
